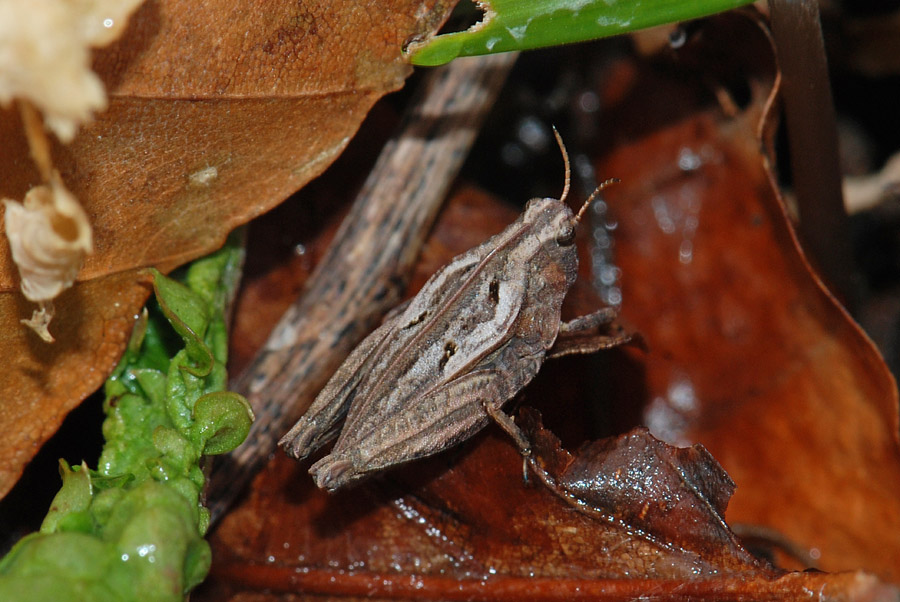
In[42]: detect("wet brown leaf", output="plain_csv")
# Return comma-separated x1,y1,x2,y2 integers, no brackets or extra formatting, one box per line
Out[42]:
190,10,900,599
0,0,454,496
593,12,900,582
522,408,765,575
198,185,896,600
206,424,887,601
533,418,745,564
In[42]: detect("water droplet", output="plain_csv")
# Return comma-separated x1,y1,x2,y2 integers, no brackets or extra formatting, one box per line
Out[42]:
501,142,525,167
517,117,549,152
606,287,622,306
677,147,703,171
678,239,693,264
578,91,600,114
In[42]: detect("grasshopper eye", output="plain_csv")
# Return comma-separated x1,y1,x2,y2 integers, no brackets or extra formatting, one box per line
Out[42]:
556,224,576,246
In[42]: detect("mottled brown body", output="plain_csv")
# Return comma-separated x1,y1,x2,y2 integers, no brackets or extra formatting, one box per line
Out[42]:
280,134,626,491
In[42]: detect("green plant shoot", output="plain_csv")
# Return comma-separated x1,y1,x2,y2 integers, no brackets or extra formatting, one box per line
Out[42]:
408,0,755,66
0,237,252,602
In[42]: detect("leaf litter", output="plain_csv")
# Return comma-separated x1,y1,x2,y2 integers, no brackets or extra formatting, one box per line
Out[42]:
198,9,900,601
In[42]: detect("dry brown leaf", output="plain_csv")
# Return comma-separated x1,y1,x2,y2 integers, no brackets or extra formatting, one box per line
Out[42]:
0,269,152,495
0,0,455,498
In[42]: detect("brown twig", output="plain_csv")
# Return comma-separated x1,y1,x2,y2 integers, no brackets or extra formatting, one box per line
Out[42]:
17,100,53,183
767,0,858,306
206,53,518,525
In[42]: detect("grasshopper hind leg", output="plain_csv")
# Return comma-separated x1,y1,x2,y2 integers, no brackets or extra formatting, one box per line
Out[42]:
481,400,533,457
480,401,532,485
481,399,575,499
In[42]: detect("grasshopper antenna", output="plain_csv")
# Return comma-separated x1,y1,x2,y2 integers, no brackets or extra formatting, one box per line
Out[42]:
552,126,619,224
573,177,620,225
552,126,571,204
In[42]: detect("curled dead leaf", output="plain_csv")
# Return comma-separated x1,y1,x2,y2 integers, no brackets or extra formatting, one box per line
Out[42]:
3,177,93,303
3,176,93,342
520,408,765,574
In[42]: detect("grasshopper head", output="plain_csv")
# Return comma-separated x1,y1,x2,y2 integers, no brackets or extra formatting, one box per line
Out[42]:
522,128,618,251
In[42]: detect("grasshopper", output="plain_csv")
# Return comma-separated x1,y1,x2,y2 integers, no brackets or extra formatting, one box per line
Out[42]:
281,130,628,491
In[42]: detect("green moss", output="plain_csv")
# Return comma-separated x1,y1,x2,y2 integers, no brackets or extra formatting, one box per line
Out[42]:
0,236,252,601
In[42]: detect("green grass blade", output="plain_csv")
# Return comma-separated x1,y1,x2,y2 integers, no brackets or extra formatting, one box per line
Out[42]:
409,0,754,66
